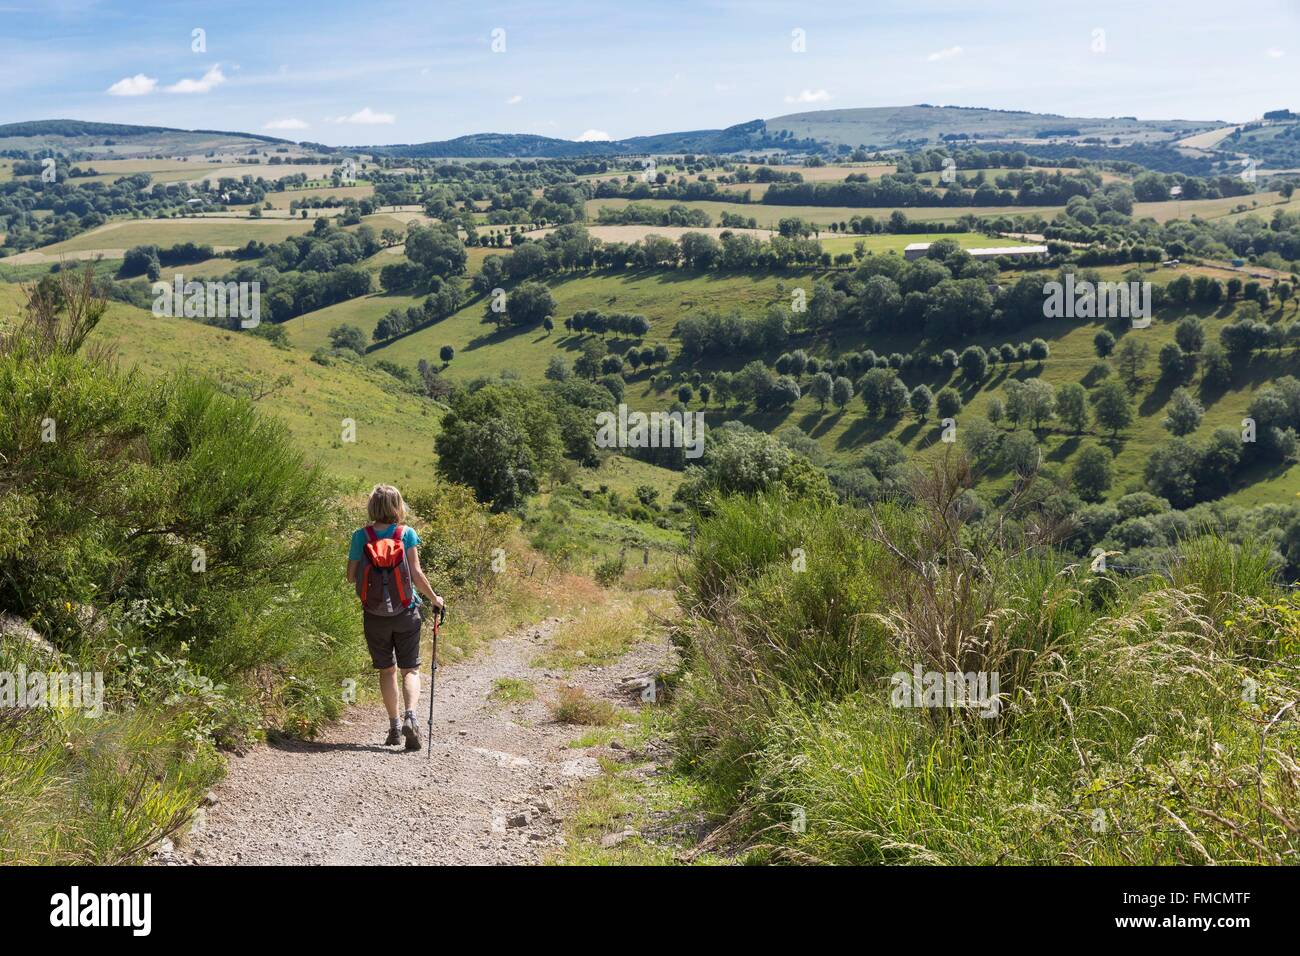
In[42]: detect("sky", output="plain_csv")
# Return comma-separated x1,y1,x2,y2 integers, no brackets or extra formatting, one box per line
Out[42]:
1,0,1297,145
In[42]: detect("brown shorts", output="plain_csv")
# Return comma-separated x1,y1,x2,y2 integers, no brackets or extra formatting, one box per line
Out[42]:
362,606,422,669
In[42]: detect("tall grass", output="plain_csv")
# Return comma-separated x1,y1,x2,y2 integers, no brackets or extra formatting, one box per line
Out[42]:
672,462,1300,864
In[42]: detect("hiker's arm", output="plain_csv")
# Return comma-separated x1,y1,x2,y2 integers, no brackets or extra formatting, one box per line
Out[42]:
408,548,443,608
346,559,359,584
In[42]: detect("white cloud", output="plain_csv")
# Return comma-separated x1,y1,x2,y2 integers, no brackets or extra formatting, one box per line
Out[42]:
506,94,523,105
264,118,309,130
106,73,156,96
784,89,831,104
1266,48,1285,58
576,129,612,141
927,45,963,61
165,64,226,94
328,106,396,125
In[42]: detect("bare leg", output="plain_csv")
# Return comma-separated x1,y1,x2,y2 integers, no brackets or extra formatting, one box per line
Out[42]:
401,668,421,714
379,666,399,719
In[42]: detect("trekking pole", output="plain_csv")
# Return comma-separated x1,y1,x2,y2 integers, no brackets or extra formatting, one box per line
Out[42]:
425,603,444,760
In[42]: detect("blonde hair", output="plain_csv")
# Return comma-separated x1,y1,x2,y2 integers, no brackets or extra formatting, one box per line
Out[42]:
367,484,407,524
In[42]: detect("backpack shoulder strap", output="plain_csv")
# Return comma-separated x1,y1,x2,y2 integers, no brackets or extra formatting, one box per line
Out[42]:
391,524,404,542
364,526,379,544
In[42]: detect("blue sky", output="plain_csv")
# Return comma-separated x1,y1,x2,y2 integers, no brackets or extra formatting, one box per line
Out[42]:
1,0,1296,145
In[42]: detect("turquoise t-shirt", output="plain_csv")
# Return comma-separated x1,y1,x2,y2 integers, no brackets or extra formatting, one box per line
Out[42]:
350,524,422,607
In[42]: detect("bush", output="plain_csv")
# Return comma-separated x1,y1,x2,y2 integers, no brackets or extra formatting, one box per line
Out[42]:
0,272,366,861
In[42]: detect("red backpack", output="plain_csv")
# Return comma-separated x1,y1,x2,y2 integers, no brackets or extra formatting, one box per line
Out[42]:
356,525,415,616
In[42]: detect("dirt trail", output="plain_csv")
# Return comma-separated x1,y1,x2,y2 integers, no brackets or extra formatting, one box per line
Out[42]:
157,617,671,866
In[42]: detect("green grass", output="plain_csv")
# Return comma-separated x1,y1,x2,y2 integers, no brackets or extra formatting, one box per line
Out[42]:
283,263,1300,509
489,677,536,704
552,708,729,866
818,231,1010,255
292,270,799,380
0,284,443,487
671,491,1300,864
586,197,1066,228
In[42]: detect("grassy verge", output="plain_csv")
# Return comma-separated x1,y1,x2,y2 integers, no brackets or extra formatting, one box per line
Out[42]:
668,471,1300,864
549,709,727,866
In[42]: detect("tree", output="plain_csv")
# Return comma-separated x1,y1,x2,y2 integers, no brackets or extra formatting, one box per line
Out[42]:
1072,443,1114,502
1028,338,1050,362
439,344,455,366
808,371,834,409
1002,430,1040,477
434,384,562,512
986,396,1005,426
1158,342,1192,381
712,372,733,410
329,324,367,354
935,386,962,419
503,281,556,327
1093,330,1115,358
573,338,608,380
1162,386,1203,436
959,345,989,383
1145,438,1200,508
879,378,908,418
1091,379,1134,437
909,384,934,421
545,356,570,381
404,224,468,278
1174,316,1205,353
831,376,853,409
1115,337,1150,391
1202,343,1233,389
858,367,897,417
960,417,1001,466
1056,381,1089,434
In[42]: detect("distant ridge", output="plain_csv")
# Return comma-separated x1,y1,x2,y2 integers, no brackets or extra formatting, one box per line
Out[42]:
0,105,1234,159
0,119,295,146
367,120,819,158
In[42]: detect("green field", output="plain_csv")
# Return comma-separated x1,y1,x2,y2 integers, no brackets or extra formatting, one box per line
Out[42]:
273,264,1300,509
33,217,316,254
266,184,374,208
0,284,443,487
290,270,797,378
585,190,1294,232
585,197,1064,228
818,231,1010,256
765,104,1212,148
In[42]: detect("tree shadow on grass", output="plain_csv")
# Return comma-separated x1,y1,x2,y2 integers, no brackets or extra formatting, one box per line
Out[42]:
897,421,923,445
835,413,894,450
465,321,538,352
808,409,844,439
1139,375,1180,417
1045,435,1083,462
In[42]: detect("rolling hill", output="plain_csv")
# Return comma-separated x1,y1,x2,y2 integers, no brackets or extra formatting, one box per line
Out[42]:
2,106,1233,162
765,104,1219,149
0,119,311,159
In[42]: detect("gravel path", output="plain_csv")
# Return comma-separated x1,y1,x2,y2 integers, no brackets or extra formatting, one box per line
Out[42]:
159,617,670,866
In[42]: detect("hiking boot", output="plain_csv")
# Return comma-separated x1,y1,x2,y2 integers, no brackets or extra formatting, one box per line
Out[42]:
402,721,422,752
384,726,403,746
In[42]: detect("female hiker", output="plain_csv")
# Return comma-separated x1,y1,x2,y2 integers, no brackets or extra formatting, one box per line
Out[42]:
346,484,444,750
